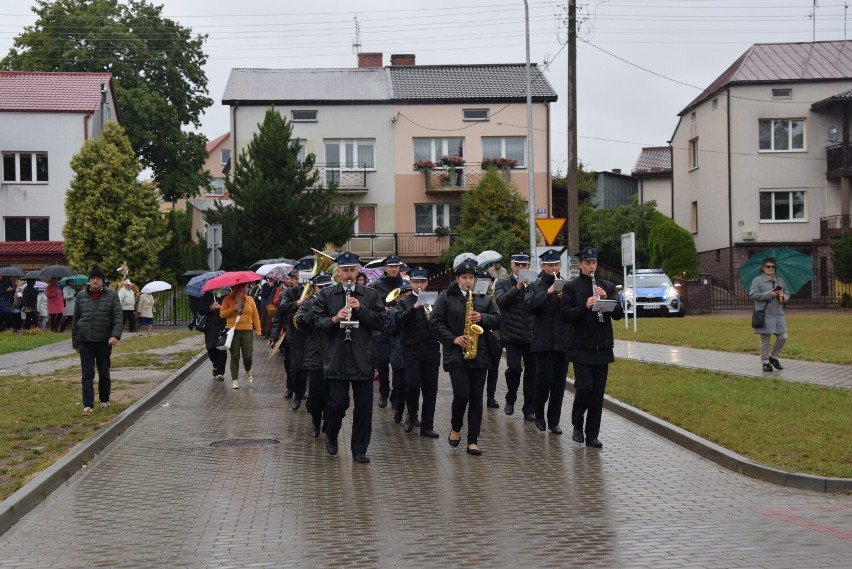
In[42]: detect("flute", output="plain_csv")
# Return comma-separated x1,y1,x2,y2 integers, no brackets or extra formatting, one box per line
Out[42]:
590,272,604,324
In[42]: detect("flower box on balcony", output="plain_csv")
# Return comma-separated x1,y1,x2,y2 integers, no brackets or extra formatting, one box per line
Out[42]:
414,160,438,172
440,155,466,167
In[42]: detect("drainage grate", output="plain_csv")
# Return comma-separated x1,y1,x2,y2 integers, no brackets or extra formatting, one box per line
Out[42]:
210,438,280,448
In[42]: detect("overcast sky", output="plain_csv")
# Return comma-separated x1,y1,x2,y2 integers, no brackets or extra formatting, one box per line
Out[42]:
2,0,849,174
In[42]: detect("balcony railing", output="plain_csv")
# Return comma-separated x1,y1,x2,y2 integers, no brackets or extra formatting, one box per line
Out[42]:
825,144,852,179
820,215,852,240
423,166,488,191
340,232,455,260
310,163,369,192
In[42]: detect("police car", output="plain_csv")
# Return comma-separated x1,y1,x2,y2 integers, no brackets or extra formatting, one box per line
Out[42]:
617,269,684,317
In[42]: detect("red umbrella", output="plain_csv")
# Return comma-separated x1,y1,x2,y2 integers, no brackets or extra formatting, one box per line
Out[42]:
201,270,262,292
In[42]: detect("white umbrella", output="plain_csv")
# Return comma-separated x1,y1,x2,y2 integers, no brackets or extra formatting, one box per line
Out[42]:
33,280,47,291
140,280,172,294
476,250,503,267
256,262,293,277
453,252,477,270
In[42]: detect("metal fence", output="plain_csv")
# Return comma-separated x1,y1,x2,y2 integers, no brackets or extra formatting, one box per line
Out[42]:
153,285,194,327
707,269,851,310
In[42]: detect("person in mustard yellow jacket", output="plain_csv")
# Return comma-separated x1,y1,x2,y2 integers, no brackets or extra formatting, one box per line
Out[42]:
220,282,262,389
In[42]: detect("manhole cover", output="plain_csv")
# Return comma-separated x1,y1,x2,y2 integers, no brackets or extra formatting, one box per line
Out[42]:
210,438,280,448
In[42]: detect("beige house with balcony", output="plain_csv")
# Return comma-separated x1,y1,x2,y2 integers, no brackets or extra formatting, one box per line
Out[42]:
670,41,852,302
222,53,557,266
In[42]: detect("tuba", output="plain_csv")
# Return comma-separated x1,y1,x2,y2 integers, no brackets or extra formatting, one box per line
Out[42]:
292,248,337,329
462,287,484,360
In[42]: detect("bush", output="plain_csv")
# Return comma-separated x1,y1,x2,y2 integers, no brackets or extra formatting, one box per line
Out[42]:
648,215,698,278
831,233,852,283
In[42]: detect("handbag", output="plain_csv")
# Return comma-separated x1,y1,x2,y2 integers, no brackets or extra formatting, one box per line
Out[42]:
217,314,240,351
751,300,769,328
194,313,208,333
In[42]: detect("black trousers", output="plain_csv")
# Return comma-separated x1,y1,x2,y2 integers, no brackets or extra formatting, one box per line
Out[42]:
391,367,407,411
533,350,568,428
505,342,535,414
305,368,326,428
206,346,227,377
404,351,439,431
122,309,136,332
449,367,487,445
78,341,112,408
374,339,391,399
486,342,501,400
59,315,73,332
290,342,307,398
325,379,373,456
571,363,608,439
49,313,62,332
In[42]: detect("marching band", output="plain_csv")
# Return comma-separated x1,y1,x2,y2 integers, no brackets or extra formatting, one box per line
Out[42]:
210,246,622,463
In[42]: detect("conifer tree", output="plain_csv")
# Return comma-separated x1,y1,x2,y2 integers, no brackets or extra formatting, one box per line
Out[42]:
64,121,168,280
207,109,356,268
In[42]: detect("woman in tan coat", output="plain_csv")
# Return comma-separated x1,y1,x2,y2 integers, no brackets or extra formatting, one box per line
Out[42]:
220,283,262,389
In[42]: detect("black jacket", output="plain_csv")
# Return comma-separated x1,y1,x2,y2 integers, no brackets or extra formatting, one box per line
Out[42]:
311,282,384,380
494,274,533,345
198,291,227,351
271,284,307,346
394,292,440,359
560,273,624,365
524,272,571,353
430,281,500,371
72,286,123,348
296,296,325,370
368,274,403,347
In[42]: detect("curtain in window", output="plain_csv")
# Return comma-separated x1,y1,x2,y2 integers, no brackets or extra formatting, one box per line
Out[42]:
506,137,525,165
414,139,431,162
358,142,375,169
482,138,501,159
415,205,433,233
325,142,340,166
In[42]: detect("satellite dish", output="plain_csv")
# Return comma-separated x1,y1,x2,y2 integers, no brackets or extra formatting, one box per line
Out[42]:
828,125,839,143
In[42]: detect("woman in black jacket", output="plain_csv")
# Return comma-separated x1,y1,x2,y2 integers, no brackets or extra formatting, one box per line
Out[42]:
198,289,228,381
430,260,500,455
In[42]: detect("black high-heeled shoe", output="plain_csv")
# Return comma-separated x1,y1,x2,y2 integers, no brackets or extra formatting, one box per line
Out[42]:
447,432,460,447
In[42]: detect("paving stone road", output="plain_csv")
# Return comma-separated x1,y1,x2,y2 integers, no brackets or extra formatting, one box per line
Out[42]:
0,339,850,568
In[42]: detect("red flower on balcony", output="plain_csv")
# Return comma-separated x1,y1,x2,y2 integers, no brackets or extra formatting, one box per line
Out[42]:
481,157,518,170
414,160,438,171
440,155,466,167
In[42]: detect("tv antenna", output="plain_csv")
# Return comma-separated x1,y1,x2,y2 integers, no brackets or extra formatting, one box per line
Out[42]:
352,15,362,55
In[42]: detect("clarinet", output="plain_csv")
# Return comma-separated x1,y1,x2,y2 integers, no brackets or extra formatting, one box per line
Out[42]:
590,272,605,324
341,279,359,342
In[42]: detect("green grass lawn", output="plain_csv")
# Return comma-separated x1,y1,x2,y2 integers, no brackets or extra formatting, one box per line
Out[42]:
614,313,852,365
0,330,70,355
607,359,852,478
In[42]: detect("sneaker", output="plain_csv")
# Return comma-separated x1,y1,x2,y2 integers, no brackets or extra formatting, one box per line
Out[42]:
768,357,784,370
100,402,110,409
232,380,240,389
762,362,773,372
82,406,93,416
216,374,224,382
246,371,253,383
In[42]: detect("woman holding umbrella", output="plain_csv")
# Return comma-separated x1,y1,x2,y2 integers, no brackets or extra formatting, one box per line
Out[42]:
219,281,262,389
748,257,790,372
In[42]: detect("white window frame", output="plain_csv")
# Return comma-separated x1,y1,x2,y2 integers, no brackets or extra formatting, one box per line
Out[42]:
4,216,50,241
2,151,49,183
772,88,792,99
220,149,231,165
324,139,375,170
291,110,318,122
414,203,462,234
209,178,225,197
412,137,465,166
481,136,526,168
758,119,805,152
688,138,699,170
759,189,807,222
463,108,489,122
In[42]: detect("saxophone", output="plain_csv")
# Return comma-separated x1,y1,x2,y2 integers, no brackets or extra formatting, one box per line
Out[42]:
462,287,484,360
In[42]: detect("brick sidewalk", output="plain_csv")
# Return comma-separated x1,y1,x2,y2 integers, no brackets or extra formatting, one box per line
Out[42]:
1,339,849,568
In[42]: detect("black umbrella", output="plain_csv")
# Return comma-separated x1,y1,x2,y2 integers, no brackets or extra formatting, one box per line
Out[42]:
37,264,76,279
24,270,42,280
0,266,25,277
182,269,208,278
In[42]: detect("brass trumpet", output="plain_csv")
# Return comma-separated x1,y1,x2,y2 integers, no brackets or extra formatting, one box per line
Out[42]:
292,248,337,329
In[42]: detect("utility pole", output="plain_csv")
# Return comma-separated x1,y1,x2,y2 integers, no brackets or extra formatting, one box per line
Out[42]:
524,1,537,265
566,0,579,259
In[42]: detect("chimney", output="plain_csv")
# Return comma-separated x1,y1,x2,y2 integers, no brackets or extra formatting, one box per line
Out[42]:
358,52,383,68
611,168,622,174
390,53,416,66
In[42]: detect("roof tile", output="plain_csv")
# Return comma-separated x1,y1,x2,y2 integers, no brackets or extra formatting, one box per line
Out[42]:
632,146,672,176
0,71,113,113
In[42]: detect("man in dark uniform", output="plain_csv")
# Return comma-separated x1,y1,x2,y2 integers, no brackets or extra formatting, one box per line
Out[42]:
312,252,384,464
367,253,405,409
524,249,570,435
561,246,624,448
394,266,441,438
494,251,536,420
294,273,334,438
270,265,305,401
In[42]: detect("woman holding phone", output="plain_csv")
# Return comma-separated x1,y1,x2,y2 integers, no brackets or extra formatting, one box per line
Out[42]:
748,257,790,373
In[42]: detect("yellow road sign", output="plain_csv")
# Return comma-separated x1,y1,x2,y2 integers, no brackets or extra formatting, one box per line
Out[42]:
535,218,566,246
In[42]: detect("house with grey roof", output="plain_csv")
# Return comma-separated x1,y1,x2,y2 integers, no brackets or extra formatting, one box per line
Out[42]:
222,53,557,264
670,40,852,305
632,146,672,217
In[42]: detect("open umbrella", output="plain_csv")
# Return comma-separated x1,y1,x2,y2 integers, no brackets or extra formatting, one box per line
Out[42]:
201,270,262,293
738,247,814,294
0,266,25,277
265,266,293,282
140,280,172,294
60,274,89,286
453,252,477,269
37,265,76,279
182,269,208,278
476,250,503,268
256,262,294,277
185,270,224,298
24,270,42,280
33,280,47,291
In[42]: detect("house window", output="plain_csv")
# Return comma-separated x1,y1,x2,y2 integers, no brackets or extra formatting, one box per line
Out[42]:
759,119,804,151
482,136,526,168
220,149,230,165
413,138,464,165
760,190,806,221
712,98,718,110
2,152,48,182
4,217,49,241
414,203,462,234
292,139,307,162
324,139,375,169
688,138,699,170
209,178,225,196
691,202,698,234
292,110,318,122
463,109,489,122
772,88,792,99
355,205,376,234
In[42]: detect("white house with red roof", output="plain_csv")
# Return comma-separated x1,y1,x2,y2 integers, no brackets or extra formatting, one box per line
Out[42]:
0,71,119,268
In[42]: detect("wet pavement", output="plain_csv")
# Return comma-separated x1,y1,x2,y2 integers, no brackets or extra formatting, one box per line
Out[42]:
1,338,850,568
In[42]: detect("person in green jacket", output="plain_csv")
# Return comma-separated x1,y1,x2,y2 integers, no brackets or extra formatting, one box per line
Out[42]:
72,266,123,416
